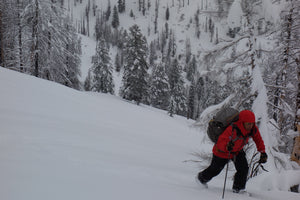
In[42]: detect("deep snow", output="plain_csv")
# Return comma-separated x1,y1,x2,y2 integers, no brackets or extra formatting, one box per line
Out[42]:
0,0,299,199
0,67,299,200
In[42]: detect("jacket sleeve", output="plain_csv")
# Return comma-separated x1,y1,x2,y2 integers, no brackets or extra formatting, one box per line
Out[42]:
252,126,266,153
216,126,233,152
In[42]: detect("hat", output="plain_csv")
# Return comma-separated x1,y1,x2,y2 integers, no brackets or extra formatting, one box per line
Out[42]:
239,110,255,123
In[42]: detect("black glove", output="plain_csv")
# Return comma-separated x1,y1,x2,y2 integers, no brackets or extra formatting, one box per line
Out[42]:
226,141,234,152
259,152,268,163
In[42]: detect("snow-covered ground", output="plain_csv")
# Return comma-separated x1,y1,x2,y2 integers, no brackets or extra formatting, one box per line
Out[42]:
0,67,299,200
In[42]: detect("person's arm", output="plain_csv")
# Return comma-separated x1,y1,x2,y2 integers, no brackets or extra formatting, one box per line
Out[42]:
252,126,266,153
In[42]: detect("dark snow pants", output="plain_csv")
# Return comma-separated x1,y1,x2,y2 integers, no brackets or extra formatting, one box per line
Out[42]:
198,150,249,190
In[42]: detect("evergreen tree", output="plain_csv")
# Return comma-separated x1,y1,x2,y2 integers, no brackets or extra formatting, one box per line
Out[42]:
0,1,3,66
0,0,20,69
185,38,191,64
64,19,82,90
92,0,97,16
105,0,111,21
114,52,121,72
112,5,119,28
130,9,134,18
154,0,159,34
118,0,125,13
194,8,200,39
84,69,92,91
142,0,146,16
0,3,3,67
194,76,207,118
0,0,81,89
168,58,187,116
168,95,176,117
91,38,114,94
85,4,90,36
167,30,177,58
147,0,151,10
123,0,126,12
20,0,81,89
149,62,170,110
149,40,157,65
186,55,197,81
165,6,170,21
95,12,103,41
266,0,300,145
187,77,196,119
120,24,149,105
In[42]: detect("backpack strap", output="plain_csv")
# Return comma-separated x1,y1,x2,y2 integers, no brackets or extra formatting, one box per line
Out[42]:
232,124,242,137
231,124,254,144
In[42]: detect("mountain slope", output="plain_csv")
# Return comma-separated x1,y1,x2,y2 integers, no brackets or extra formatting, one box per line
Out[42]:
0,67,200,199
1,68,299,200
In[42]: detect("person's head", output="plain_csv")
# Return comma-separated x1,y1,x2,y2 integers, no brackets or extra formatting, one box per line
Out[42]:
239,110,255,132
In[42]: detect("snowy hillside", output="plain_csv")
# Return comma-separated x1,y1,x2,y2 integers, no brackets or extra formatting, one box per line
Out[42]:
0,67,299,200
71,0,288,80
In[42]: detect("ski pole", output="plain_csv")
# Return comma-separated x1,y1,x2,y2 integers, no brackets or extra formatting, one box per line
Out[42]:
222,152,230,199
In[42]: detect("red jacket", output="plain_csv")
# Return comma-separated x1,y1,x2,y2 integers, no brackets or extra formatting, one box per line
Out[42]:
213,110,265,159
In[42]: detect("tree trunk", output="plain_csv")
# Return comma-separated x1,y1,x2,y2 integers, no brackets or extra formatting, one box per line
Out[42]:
0,9,4,67
295,58,300,130
33,0,39,77
278,7,293,134
17,0,23,72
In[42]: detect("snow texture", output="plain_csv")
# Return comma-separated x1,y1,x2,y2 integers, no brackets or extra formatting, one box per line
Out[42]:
0,67,299,200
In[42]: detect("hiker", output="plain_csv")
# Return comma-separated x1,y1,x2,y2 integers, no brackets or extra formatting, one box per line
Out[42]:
197,110,267,193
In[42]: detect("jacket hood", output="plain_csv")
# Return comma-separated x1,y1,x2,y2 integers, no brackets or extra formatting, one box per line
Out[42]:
239,110,256,123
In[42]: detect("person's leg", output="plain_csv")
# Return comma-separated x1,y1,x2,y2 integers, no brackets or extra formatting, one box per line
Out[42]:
198,155,228,184
232,150,249,191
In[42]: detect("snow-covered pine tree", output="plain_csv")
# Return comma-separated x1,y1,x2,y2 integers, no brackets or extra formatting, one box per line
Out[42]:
112,5,119,28
16,0,24,72
187,78,196,119
185,38,191,64
149,40,157,65
194,8,200,39
0,0,20,69
149,62,170,110
118,0,125,13
186,55,197,82
91,37,114,94
120,24,149,105
142,0,146,16
168,58,187,116
130,9,134,18
63,18,82,90
0,1,3,66
165,5,169,21
147,0,151,10
84,3,90,36
0,0,81,89
263,0,300,153
105,0,111,21
168,95,176,117
167,30,177,58
154,0,159,34
114,53,121,72
84,69,92,91
95,12,102,41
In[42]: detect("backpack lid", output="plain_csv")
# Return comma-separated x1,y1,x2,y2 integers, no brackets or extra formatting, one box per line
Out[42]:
214,107,239,127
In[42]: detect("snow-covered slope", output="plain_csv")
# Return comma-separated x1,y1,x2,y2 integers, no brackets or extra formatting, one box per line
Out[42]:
0,67,299,200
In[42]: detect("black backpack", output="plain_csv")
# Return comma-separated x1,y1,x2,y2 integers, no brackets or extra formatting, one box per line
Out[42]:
207,107,239,143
